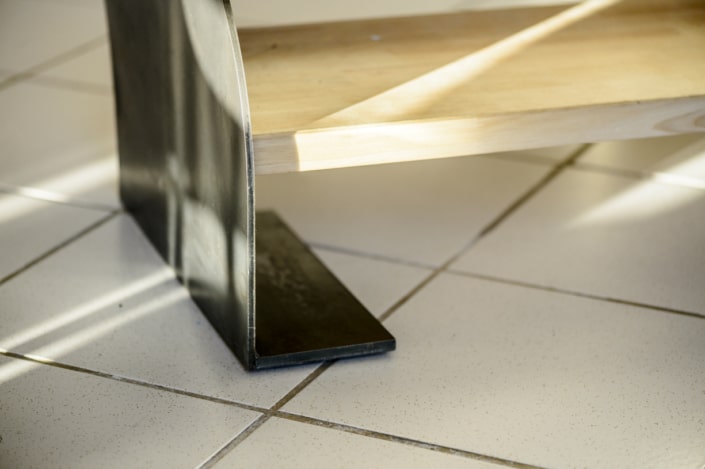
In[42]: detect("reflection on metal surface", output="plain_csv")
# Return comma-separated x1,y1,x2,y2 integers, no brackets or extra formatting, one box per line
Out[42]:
105,0,394,370
106,0,256,368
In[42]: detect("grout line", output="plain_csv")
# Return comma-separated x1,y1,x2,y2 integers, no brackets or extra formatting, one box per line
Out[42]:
0,210,121,287
307,241,436,270
22,74,112,96
0,183,119,213
269,361,336,412
380,144,593,323
0,35,107,93
377,268,443,323
199,361,336,467
198,414,270,469
0,141,643,468
446,269,705,321
199,353,545,469
302,143,705,323
477,144,591,240
274,411,547,469
202,148,590,464
0,350,268,414
201,143,596,463
307,146,585,276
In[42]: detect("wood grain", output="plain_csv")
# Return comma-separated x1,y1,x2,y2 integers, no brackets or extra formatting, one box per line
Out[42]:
238,0,705,173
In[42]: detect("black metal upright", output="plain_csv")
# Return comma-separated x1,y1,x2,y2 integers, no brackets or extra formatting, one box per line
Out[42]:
105,0,394,370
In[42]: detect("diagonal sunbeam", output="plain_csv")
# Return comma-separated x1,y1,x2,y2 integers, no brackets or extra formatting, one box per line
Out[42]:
316,0,622,127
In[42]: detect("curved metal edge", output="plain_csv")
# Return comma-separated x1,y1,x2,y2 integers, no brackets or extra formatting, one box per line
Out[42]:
220,0,257,368
180,0,257,368
105,0,256,369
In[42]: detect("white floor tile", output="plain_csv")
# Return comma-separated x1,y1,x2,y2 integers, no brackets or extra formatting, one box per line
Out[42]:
0,82,117,206
0,215,314,407
283,274,705,469
38,42,112,89
0,215,424,407
0,0,106,72
216,417,502,469
578,134,705,187
0,193,108,280
0,355,258,469
313,249,430,316
453,169,705,314
33,0,104,11
256,155,560,267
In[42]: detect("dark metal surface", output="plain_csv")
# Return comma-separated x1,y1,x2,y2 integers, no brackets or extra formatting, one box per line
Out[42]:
255,212,395,369
105,0,394,370
106,0,256,368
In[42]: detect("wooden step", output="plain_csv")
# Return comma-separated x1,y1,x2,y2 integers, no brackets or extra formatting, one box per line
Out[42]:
238,0,705,174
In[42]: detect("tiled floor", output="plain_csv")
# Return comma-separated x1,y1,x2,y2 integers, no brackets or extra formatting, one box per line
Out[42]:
1,1,704,468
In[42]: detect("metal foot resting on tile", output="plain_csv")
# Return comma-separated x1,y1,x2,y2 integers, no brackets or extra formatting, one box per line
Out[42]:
104,0,394,370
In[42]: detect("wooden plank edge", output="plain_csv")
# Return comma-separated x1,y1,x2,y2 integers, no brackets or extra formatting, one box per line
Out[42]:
253,96,705,174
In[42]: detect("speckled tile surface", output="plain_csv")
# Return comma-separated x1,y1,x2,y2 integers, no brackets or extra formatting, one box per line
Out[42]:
283,274,705,469
215,417,506,469
0,215,317,408
256,155,559,267
313,248,431,315
0,82,117,206
2,0,705,467
577,134,705,184
0,0,105,72
36,42,112,90
452,169,705,314
0,215,430,408
0,192,109,280
0,355,258,469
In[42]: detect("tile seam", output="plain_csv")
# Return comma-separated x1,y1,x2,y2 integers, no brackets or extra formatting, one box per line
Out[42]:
0,350,268,414
0,210,121,287
22,74,112,96
304,148,577,270
446,269,705,321
197,413,271,469
306,241,437,270
380,144,594,324
203,144,595,463
0,35,107,93
0,144,583,466
198,362,336,466
274,411,547,469
475,144,591,240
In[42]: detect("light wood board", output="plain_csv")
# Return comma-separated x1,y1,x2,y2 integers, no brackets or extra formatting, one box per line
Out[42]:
238,0,705,173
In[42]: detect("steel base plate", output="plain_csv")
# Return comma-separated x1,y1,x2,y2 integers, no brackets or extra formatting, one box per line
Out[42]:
255,212,394,369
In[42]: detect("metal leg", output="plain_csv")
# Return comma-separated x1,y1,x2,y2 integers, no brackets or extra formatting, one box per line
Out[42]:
104,0,394,370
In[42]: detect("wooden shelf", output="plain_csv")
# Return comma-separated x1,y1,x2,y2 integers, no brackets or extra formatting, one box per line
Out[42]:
238,0,705,174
